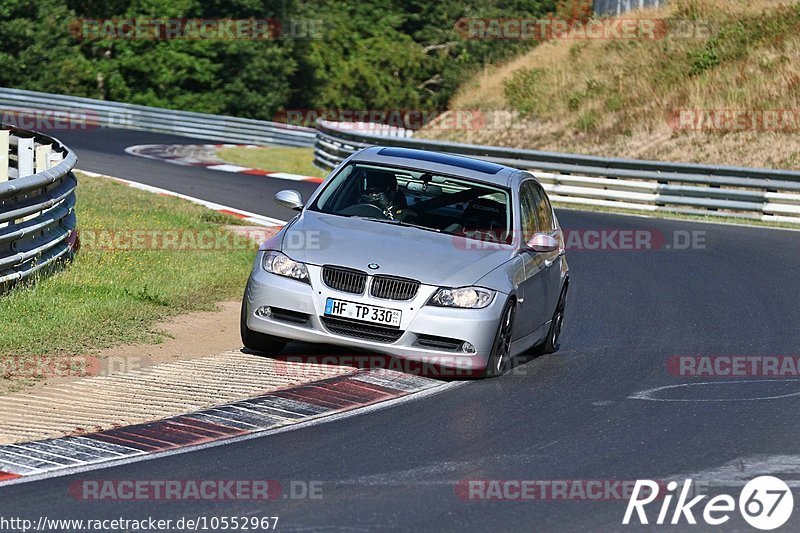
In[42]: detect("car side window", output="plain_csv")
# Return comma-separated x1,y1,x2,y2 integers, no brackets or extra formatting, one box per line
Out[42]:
519,182,540,242
535,184,554,232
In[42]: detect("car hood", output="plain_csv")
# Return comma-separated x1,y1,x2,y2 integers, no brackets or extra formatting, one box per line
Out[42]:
282,211,515,287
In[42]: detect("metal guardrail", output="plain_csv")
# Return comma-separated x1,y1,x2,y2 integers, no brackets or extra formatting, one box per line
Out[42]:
0,88,316,148
0,125,78,289
593,0,666,16
314,120,800,225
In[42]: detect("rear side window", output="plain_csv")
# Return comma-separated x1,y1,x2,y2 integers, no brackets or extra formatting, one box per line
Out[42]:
520,181,554,237
520,182,540,241
536,185,554,232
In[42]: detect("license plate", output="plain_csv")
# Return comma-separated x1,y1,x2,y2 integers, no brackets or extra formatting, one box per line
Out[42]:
324,298,402,328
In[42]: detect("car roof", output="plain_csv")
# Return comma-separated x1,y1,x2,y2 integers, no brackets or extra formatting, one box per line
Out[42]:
349,146,523,187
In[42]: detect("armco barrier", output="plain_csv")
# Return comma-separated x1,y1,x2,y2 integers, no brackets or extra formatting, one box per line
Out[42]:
4,88,798,225
0,87,316,148
0,124,78,289
314,120,800,225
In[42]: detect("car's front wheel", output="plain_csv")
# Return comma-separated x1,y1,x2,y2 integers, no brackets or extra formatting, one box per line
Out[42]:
240,299,287,354
481,298,516,378
535,281,568,355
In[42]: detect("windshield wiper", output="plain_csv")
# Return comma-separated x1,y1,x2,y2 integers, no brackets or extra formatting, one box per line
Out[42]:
362,217,441,233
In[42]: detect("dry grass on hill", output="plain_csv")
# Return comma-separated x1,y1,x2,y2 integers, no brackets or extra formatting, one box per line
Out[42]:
419,0,800,170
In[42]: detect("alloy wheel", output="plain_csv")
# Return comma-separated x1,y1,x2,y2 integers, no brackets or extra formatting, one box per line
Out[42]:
495,304,515,374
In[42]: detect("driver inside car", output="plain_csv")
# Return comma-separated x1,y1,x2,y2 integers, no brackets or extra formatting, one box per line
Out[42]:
357,170,408,220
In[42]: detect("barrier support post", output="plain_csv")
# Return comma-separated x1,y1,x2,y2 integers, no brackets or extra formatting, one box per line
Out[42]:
17,137,34,178
35,143,52,173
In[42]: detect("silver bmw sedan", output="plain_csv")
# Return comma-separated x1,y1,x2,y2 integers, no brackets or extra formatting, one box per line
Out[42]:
241,146,569,377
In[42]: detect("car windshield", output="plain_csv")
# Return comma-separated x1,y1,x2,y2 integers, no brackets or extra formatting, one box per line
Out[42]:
310,162,512,244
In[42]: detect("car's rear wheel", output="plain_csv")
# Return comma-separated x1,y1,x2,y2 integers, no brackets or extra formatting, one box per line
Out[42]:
535,281,568,355
482,298,516,378
240,299,287,354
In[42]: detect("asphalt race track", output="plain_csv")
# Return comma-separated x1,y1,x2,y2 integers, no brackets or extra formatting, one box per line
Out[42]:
2,129,800,531
54,128,316,221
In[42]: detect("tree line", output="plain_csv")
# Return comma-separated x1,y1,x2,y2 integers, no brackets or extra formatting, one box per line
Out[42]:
1,0,556,122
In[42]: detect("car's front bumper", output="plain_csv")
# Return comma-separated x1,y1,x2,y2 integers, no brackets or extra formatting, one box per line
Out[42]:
244,261,508,372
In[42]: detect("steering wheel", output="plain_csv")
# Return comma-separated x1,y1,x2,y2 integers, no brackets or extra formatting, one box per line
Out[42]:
338,203,388,218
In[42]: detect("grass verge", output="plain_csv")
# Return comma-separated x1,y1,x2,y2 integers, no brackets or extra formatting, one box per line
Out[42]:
216,146,327,178
0,173,256,382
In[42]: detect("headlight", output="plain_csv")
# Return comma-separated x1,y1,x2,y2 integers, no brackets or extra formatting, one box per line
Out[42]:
262,251,309,283
429,287,494,309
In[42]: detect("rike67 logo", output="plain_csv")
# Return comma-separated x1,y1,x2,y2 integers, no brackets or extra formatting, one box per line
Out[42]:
623,477,793,530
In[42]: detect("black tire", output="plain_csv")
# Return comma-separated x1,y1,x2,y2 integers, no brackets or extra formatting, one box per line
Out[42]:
481,298,516,378
240,299,287,354
535,281,568,355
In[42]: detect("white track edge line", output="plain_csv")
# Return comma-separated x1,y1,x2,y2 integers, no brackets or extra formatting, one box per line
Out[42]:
77,169,286,227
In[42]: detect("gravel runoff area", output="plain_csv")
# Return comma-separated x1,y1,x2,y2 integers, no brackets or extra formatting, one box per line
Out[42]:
0,350,356,444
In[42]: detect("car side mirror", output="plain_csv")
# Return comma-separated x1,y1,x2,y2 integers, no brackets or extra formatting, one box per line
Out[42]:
274,189,304,211
526,233,559,253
